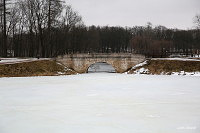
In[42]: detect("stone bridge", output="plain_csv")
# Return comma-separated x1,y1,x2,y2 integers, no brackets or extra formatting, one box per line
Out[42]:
56,53,145,73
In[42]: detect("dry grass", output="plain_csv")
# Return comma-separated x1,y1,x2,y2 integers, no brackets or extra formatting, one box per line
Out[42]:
0,60,77,77
128,59,200,75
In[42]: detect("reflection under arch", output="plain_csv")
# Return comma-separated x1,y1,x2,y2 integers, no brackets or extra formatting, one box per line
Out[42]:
87,62,116,73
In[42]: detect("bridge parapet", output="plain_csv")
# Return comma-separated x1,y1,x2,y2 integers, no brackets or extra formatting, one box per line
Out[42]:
60,53,140,58
57,53,145,73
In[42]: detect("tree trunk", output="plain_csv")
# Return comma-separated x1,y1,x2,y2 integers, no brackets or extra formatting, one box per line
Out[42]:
3,0,7,57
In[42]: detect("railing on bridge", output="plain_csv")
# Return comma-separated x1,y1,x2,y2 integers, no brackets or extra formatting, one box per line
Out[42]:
59,53,142,59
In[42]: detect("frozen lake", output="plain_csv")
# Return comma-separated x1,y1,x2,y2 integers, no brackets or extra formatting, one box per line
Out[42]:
0,74,200,133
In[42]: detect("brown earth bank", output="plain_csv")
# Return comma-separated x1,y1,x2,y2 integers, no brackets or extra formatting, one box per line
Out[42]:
0,60,77,77
1,58,200,77
128,59,200,75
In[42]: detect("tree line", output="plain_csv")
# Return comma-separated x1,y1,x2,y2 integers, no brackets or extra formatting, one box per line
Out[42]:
0,0,200,58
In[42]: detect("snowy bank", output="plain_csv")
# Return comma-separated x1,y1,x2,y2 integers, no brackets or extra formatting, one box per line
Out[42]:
128,59,200,76
0,60,76,77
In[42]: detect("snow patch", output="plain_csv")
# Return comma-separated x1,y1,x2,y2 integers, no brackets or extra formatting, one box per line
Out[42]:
131,60,148,70
171,71,200,76
133,68,149,74
56,62,74,72
126,60,149,74
0,58,50,65
152,58,200,62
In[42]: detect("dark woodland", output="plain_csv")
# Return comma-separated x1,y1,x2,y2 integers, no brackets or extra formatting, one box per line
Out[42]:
0,0,200,58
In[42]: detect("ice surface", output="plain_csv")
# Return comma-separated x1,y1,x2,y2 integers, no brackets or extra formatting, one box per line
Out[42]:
88,62,116,73
0,74,200,133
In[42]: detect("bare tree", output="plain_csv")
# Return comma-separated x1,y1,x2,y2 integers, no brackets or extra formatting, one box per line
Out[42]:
62,5,83,31
0,0,10,57
194,14,200,29
47,0,63,29
0,0,3,56
0,0,3,30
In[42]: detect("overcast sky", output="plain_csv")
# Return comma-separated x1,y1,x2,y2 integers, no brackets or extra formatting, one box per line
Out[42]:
66,0,200,29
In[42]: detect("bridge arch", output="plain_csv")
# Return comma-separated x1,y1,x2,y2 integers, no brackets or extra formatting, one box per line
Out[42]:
56,53,145,73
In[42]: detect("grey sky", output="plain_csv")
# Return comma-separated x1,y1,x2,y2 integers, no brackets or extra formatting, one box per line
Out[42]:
66,0,200,29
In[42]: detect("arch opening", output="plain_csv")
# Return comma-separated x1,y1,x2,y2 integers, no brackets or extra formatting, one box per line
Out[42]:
87,62,116,73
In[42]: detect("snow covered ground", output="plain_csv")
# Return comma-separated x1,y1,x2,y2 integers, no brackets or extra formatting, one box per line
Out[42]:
0,74,200,133
152,58,200,62
0,58,50,65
